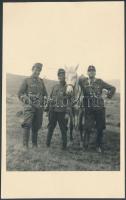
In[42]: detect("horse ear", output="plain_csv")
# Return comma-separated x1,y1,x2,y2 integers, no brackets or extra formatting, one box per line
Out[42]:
75,64,79,71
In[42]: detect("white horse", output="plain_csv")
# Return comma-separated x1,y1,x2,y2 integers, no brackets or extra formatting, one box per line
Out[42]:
65,65,84,145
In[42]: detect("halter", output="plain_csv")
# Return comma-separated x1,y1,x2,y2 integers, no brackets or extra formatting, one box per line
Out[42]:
66,80,82,105
66,83,75,90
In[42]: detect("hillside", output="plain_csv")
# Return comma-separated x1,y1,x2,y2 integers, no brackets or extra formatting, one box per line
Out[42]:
6,73,120,95
6,73,120,171
6,73,57,95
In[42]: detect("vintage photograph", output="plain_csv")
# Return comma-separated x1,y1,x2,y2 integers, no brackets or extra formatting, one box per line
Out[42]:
4,2,122,173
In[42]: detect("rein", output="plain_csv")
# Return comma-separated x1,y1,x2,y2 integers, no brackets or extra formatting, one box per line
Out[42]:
66,80,82,105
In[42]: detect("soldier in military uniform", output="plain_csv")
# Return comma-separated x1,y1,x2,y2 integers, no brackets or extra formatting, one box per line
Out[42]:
18,63,47,149
46,68,68,150
79,65,116,152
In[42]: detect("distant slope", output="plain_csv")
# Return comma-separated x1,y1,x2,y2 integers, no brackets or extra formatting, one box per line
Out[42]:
107,79,120,93
6,73,57,95
6,73,120,95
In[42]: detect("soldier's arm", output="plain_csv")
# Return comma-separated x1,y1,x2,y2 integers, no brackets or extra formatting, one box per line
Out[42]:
50,85,55,98
18,79,27,101
17,79,31,104
101,80,116,99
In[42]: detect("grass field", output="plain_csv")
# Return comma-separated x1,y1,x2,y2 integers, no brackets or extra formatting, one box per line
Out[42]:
6,93,120,171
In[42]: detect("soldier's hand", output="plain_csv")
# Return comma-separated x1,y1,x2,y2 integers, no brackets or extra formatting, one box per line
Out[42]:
65,113,69,120
107,93,113,99
102,89,108,99
73,104,79,111
107,91,114,99
23,96,32,105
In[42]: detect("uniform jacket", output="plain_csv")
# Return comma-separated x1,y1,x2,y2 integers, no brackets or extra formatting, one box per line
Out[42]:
49,82,68,112
79,77,116,109
18,76,48,107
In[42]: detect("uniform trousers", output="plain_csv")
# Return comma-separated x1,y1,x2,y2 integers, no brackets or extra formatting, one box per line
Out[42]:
46,111,67,148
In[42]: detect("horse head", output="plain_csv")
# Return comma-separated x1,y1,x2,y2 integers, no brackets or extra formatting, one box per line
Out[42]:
65,64,79,96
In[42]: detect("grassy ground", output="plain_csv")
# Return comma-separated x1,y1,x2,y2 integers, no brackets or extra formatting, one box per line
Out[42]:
6,94,120,171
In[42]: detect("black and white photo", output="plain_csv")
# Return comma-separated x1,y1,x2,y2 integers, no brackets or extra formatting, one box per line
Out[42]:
1,1,125,198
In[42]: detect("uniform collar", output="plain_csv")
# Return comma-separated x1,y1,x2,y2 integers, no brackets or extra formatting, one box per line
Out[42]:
31,75,39,81
88,77,96,85
59,81,66,86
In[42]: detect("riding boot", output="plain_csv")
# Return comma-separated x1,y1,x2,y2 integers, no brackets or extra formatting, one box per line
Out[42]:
22,128,30,149
46,130,53,147
32,131,38,148
96,129,104,153
79,130,83,148
60,128,67,150
83,130,90,151
62,138,67,150
69,117,73,141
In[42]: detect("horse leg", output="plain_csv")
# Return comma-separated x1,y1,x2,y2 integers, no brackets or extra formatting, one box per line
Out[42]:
78,111,84,147
79,111,84,141
74,114,78,130
76,109,80,130
79,130,83,148
65,117,68,132
70,117,74,141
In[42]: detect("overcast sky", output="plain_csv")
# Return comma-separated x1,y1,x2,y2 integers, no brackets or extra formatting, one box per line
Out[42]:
3,2,124,81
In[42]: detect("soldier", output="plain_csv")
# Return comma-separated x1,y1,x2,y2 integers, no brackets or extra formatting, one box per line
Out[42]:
46,68,68,150
18,63,48,149
79,65,116,152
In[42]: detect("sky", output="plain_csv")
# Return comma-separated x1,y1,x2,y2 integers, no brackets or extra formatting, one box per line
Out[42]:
3,2,124,81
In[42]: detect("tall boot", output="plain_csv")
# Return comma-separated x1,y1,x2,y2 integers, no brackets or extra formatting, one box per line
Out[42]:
23,128,30,149
61,131,67,150
96,129,103,153
32,131,38,148
46,130,53,147
83,129,90,151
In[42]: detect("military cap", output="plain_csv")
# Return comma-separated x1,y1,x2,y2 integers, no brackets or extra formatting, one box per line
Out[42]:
57,68,65,75
88,65,96,71
32,63,43,71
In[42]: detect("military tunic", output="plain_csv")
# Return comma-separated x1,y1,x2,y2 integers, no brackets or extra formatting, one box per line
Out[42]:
49,83,68,112
79,77,116,131
18,76,47,131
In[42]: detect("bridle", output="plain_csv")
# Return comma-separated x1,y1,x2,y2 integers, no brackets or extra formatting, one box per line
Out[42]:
66,81,82,104
66,83,75,90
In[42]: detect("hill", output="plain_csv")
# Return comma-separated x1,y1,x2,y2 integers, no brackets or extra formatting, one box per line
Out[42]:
6,73,57,95
6,73,120,171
